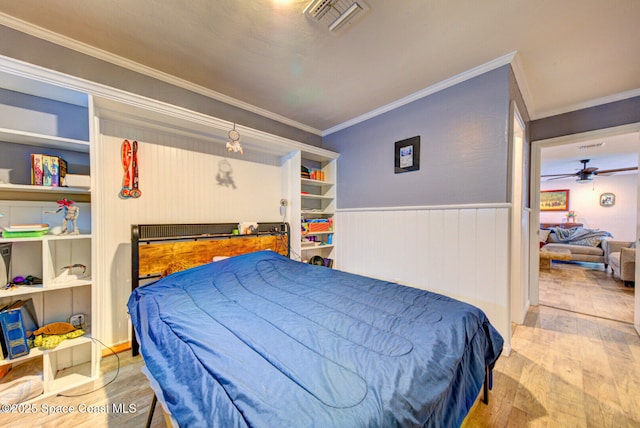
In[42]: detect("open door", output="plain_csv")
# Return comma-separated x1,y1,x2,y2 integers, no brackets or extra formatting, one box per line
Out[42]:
530,124,640,331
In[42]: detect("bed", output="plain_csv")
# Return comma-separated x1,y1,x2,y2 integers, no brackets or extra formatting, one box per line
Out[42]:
127,222,503,427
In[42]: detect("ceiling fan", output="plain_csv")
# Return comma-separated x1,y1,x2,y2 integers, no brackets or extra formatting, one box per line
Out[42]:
542,159,638,182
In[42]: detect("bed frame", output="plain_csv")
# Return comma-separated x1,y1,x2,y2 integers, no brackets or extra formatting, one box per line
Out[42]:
131,222,290,356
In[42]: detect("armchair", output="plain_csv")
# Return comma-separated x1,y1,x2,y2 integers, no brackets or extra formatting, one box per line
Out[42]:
603,240,636,287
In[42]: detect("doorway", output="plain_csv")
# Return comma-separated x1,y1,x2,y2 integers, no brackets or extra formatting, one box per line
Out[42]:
530,124,640,327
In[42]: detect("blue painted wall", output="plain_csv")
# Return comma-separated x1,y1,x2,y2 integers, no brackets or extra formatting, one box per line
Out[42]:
323,66,511,208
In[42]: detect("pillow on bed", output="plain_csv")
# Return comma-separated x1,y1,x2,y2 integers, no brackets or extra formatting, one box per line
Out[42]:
212,256,230,262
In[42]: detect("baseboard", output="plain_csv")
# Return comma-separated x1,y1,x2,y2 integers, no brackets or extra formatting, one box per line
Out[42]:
101,341,131,358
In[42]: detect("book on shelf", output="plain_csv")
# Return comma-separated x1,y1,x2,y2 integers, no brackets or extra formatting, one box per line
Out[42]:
0,298,39,360
1,225,50,238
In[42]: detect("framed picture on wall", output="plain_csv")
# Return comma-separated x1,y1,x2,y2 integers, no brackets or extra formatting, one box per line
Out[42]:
395,136,420,173
600,192,615,207
540,189,569,211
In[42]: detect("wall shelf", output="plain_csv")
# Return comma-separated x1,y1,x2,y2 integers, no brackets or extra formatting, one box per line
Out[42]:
0,128,90,153
0,183,90,195
301,243,335,252
301,178,334,188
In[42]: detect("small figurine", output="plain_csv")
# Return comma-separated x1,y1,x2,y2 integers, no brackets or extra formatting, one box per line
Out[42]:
56,198,80,235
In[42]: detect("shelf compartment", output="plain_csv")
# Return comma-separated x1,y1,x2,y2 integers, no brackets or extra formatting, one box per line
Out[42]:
44,235,92,286
43,338,94,394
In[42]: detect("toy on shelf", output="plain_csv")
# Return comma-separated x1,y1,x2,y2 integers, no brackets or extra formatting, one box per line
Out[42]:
56,198,80,235
54,264,87,283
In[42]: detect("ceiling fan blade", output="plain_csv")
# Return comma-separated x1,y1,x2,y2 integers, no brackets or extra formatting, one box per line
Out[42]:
541,173,577,178
594,166,638,175
545,176,574,181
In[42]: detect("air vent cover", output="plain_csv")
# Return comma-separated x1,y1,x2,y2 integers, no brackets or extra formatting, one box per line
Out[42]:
304,0,369,33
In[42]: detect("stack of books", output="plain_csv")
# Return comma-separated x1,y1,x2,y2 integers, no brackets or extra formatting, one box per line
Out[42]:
30,154,68,187
1,224,49,239
0,298,39,360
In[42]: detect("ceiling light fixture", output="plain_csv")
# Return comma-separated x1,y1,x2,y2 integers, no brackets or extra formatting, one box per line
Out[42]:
576,173,593,183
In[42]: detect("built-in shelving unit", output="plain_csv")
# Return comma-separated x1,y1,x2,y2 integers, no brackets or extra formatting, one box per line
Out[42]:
0,71,97,400
298,154,337,266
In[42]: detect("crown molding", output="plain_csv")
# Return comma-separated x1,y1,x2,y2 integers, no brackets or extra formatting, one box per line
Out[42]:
509,52,535,118
0,13,323,137
323,52,517,136
533,87,640,120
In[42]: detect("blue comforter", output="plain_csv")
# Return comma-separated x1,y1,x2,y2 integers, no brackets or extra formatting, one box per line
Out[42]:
128,251,503,427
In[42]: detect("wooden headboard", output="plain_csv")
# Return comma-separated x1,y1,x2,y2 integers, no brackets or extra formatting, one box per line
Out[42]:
132,222,289,286
130,222,289,355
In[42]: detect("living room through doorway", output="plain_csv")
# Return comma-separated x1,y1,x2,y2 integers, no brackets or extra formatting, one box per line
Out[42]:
537,131,638,324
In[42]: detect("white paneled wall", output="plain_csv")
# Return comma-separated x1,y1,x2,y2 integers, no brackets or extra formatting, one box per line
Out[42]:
94,120,286,346
336,205,511,352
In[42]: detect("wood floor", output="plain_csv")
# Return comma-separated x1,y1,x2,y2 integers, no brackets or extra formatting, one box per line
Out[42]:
538,261,634,324
464,261,640,427
3,263,639,427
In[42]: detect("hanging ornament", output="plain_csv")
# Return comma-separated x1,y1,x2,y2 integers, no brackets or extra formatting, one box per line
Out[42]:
226,123,243,155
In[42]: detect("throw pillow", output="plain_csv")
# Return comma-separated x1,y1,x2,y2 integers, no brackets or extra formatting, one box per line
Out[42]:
539,229,551,242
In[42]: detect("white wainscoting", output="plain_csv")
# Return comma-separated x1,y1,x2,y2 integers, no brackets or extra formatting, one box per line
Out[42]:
336,204,511,353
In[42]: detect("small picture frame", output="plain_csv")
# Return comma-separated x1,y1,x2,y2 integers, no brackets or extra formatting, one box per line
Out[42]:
395,136,420,173
600,192,615,207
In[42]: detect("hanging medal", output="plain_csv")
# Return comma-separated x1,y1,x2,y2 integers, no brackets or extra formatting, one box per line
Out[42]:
120,139,141,199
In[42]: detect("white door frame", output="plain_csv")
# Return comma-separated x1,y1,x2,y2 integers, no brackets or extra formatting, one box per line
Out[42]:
510,103,530,324
530,123,640,333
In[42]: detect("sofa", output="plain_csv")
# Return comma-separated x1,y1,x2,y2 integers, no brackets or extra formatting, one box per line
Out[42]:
603,240,636,287
540,227,611,267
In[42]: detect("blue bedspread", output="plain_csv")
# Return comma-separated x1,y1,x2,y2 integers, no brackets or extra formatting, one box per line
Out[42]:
128,251,503,427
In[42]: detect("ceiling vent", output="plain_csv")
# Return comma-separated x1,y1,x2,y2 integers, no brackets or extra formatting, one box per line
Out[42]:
304,0,370,33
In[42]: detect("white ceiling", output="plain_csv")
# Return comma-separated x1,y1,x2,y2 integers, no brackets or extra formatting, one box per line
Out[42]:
541,132,639,180
0,0,638,137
